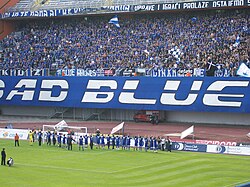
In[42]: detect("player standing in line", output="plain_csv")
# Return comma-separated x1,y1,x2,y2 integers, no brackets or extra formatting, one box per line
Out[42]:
96,135,100,149
38,130,42,146
115,136,120,150
89,135,94,150
47,131,51,146
101,134,105,149
134,136,138,151
62,134,67,148
144,136,148,152
57,133,62,148
153,137,158,153
126,135,131,150
84,134,88,148
52,132,56,146
122,135,126,150
111,135,115,150
139,136,144,151
106,134,111,149
149,136,153,151
79,136,84,151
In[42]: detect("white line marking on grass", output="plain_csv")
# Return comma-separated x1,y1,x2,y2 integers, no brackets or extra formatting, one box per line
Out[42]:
223,180,250,187
15,163,111,174
109,160,170,174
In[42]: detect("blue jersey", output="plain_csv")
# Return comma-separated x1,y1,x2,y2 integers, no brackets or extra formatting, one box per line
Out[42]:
153,139,157,148
84,135,88,144
63,136,66,144
90,136,93,143
47,132,51,140
116,137,120,146
57,135,61,143
139,138,144,147
122,137,126,146
79,137,83,145
111,136,115,143
101,136,105,144
150,138,153,148
145,138,148,147
96,136,100,144
134,137,138,146
126,137,131,146
107,136,111,143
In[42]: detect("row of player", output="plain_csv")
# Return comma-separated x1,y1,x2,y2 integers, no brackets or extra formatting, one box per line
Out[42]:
37,131,173,152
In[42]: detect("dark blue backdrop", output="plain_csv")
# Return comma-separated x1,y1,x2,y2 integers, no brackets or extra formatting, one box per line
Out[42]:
0,76,249,113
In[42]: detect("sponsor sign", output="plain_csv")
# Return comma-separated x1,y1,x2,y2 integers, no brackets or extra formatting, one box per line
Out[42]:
195,140,237,146
172,142,207,152
207,144,250,155
0,128,29,140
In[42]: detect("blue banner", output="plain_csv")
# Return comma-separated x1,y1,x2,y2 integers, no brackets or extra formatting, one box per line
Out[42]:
0,76,250,113
172,142,207,152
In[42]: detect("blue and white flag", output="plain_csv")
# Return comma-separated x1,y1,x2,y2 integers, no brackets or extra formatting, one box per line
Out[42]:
236,63,250,77
233,35,240,47
109,15,120,28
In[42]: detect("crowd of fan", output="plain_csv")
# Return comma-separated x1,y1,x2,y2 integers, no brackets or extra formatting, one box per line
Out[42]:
0,9,249,76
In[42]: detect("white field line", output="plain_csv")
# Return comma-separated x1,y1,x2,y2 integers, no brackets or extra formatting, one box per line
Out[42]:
109,160,170,174
15,163,111,174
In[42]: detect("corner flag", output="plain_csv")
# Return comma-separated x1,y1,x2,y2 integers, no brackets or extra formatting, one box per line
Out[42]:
109,15,120,28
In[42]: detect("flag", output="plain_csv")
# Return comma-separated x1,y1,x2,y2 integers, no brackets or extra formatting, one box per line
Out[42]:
109,15,120,28
233,35,240,47
236,63,250,77
191,17,197,22
111,122,124,134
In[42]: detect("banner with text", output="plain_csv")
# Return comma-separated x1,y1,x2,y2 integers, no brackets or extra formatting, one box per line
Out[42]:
1,0,249,19
0,76,250,113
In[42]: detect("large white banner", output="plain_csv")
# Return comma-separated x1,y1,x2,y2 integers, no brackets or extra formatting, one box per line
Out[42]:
0,128,29,140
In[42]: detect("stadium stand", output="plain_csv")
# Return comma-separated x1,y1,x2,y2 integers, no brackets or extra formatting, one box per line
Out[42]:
0,9,249,76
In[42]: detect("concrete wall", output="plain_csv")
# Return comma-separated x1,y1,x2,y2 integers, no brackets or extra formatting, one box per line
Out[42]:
0,105,250,125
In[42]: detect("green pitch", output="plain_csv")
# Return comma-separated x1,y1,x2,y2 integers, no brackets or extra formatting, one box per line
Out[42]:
0,139,249,187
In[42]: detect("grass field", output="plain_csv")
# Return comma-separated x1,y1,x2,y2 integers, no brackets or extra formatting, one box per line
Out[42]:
0,139,249,187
